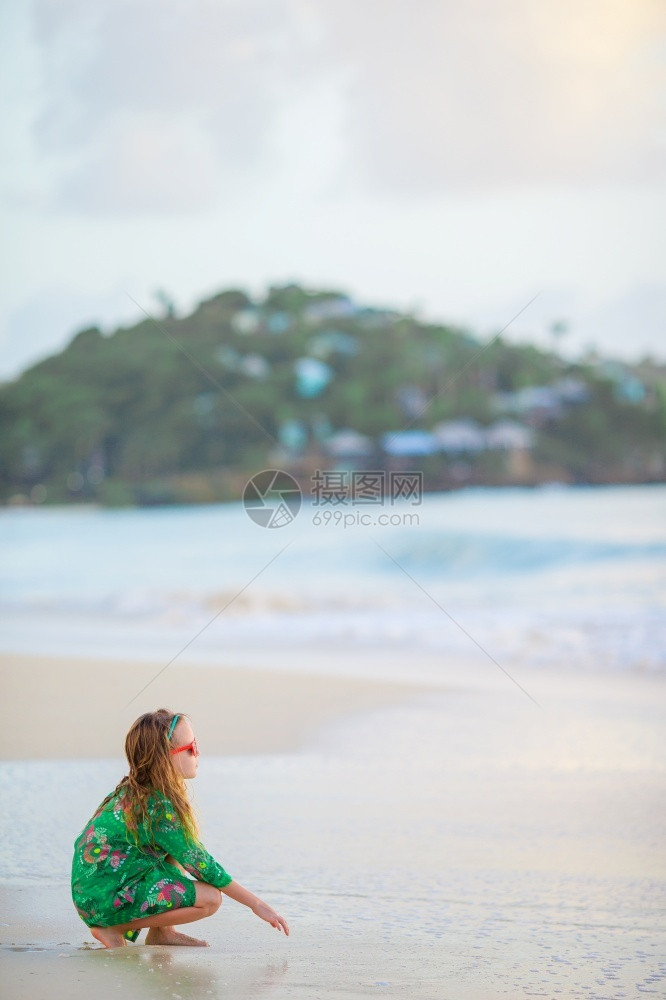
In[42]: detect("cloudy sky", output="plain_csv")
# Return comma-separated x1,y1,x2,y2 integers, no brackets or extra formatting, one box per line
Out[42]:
1,0,664,379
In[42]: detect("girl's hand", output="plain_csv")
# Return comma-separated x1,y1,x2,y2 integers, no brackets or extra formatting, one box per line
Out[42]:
252,900,290,935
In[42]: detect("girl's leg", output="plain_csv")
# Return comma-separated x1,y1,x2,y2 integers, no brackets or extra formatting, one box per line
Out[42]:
90,882,222,949
143,855,209,947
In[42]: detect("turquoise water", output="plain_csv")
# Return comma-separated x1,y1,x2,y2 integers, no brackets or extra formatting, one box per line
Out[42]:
1,484,664,676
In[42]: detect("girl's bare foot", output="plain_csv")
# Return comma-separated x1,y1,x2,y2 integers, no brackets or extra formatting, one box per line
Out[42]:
145,927,209,947
91,927,126,949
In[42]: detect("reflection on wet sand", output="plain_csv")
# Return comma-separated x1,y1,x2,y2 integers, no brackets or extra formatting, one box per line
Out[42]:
87,946,289,998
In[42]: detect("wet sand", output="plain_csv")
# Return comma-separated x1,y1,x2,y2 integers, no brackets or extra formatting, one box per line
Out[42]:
1,650,665,999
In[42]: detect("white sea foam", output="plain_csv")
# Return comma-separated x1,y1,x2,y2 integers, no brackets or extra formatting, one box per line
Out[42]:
1,485,664,677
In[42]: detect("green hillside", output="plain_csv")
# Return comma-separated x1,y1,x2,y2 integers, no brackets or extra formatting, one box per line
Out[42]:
1,283,664,505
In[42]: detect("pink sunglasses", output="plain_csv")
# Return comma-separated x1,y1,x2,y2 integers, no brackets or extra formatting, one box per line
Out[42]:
170,736,199,757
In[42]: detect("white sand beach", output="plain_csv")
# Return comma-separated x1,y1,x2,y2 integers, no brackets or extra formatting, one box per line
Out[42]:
1,645,665,999
0,650,426,760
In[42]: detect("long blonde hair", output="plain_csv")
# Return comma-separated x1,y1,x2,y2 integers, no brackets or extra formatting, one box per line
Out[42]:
99,709,200,845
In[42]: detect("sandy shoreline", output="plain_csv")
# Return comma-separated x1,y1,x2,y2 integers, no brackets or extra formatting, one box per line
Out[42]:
1,650,665,998
0,651,426,760
0,884,511,1000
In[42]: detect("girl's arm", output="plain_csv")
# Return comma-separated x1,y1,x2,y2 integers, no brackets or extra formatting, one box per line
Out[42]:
149,794,233,889
220,880,290,935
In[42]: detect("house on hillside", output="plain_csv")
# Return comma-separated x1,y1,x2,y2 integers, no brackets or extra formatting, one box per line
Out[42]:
395,384,429,419
485,420,534,450
494,377,591,425
432,419,486,454
485,420,534,479
551,376,589,404
267,311,291,335
596,361,646,403
380,430,440,456
277,418,308,454
238,353,270,379
294,357,334,398
308,330,359,358
303,296,358,324
231,308,261,335
356,308,401,328
493,385,563,425
324,429,375,460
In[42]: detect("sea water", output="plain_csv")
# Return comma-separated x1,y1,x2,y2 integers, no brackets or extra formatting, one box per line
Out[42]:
1,484,664,678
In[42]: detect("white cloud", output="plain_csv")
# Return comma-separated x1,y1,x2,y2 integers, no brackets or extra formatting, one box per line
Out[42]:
314,0,666,194
0,0,663,374
56,110,223,215
22,0,666,214
30,0,317,213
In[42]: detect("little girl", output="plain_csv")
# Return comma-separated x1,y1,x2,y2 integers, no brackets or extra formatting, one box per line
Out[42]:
71,708,289,948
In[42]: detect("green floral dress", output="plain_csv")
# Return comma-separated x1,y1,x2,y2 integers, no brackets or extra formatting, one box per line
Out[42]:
71,787,232,928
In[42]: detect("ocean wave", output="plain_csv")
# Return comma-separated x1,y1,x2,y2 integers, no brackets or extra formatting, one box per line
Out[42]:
0,585,410,618
2,486,664,675
1,599,664,675
379,534,666,577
